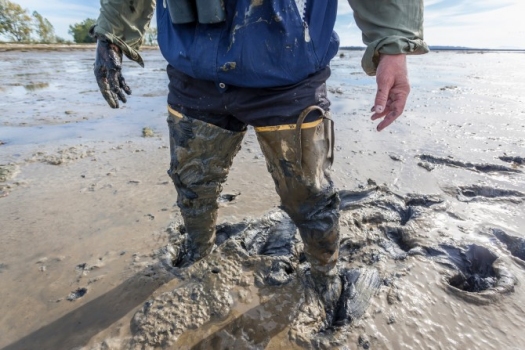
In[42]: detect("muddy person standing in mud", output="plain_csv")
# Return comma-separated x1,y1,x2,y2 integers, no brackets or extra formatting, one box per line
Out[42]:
91,0,427,326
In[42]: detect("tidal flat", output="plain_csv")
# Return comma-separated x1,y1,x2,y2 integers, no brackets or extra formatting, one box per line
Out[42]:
1,48,525,349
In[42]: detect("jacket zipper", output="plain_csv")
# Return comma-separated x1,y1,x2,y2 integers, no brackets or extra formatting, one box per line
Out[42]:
304,22,311,42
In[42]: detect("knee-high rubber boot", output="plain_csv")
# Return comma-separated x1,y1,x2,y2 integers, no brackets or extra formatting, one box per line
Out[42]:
255,106,341,319
167,108,245,266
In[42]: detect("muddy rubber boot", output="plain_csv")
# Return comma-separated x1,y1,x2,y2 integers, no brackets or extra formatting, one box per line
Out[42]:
310,267,342,326
167,108,245,267
255,106,341,323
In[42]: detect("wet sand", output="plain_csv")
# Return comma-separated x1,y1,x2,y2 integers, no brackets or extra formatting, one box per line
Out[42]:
1,47,525,349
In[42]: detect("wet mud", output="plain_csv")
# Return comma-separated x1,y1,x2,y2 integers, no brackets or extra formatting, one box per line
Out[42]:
2,50,525,350
125,183,521,348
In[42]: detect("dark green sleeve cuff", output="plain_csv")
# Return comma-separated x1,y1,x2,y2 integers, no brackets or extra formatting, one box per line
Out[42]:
362,36,429,76
91,26,145,67
348,0,429,76
93,0,156,67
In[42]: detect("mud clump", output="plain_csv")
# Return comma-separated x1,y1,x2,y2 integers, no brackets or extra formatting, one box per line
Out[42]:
0,164,19,182
142,127,154,137
67,287,88,301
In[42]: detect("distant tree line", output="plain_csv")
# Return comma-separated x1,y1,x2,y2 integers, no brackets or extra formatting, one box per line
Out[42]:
0,0,59,42
0,0,158,45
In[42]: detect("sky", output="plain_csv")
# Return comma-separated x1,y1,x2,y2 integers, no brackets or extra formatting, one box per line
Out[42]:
9,0,525,49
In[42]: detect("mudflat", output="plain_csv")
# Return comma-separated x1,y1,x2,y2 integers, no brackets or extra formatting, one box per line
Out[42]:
1,47,525,349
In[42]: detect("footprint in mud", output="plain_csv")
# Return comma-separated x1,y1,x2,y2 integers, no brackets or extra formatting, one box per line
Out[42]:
428,244,516,304
338,185,446,263
417,154,521,174
445,184,525,203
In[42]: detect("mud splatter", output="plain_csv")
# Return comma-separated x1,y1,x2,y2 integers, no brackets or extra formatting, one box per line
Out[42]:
218,192,240,203
67,288,88,301
142,127,154,137
27,146,95,165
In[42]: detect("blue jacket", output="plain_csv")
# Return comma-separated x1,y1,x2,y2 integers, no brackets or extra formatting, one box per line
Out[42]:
94,0,428,87
156,1,339,89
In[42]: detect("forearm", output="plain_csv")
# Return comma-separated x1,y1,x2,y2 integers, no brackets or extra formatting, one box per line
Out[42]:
348,0,429,75
93,0,156,66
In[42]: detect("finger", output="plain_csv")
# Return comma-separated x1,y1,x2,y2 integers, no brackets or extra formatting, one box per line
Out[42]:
119,75,132,95
99,81,119,108
95,67,119,108
371,104,388,120
376,111,400,132
108,69,127,104
373,77,393,115
107,68,120,92
116,88,127,104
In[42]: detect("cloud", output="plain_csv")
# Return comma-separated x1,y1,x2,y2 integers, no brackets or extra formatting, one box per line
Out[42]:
423,0,524,48
335,0,524,49
10,0,525,49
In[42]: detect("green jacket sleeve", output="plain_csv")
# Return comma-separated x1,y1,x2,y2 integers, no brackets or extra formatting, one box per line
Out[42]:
93,0,156,66
348,0,429,76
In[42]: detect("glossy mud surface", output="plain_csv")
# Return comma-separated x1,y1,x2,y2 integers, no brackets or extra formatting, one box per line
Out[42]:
1,49,525,349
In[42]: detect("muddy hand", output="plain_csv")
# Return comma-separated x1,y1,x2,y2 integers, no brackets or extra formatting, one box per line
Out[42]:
371,54,410,132
94,39,132,108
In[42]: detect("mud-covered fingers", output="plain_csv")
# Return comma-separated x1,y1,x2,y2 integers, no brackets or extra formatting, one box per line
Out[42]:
118,74,132,95
95,67,119,108
107,69,128,104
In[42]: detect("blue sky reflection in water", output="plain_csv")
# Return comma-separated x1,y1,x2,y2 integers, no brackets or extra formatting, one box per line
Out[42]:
9,0,525,49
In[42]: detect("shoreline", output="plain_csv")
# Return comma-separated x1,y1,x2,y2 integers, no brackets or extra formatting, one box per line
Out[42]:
2,43,523,53
0,43,160,52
